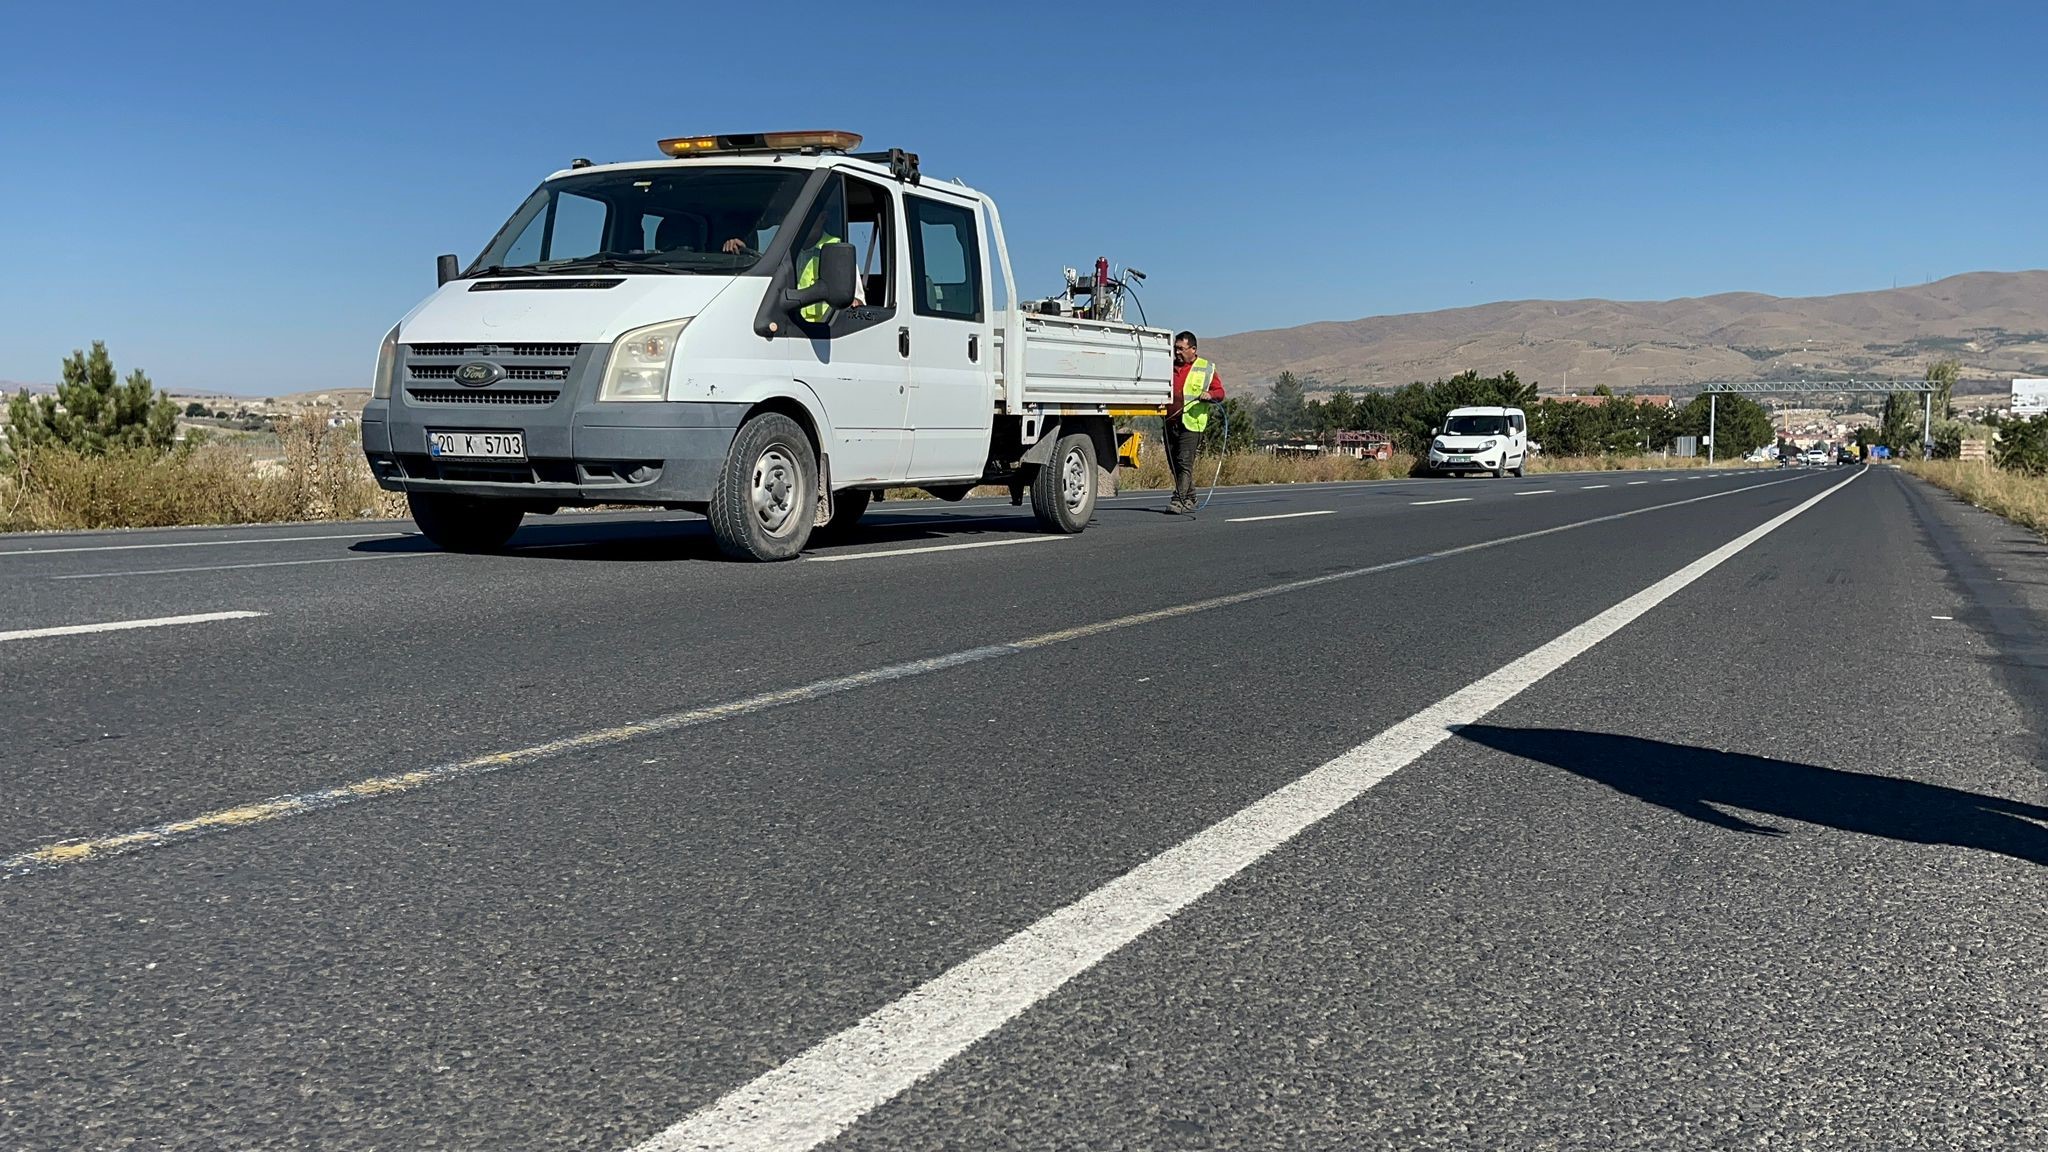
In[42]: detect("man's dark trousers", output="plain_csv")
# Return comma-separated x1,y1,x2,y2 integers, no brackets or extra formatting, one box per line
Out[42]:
1165,420,1203,508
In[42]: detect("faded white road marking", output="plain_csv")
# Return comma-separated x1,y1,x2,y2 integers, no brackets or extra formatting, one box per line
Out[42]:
53,553,439,580
1627,480,1650,485
0,611,266,644
1514,489,1555,496
1582,483,1610,489
0,531,404,557
625,469,1864,1152
1225,510,1336,523
805,537,1065,563
1410,497,1471,506
2,473,1813,879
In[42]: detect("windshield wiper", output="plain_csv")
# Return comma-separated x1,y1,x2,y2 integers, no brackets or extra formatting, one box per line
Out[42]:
465,264,548,279
543,256,691,275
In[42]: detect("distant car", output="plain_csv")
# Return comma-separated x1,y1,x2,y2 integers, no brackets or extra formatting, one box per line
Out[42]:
1421,406,1529,477
1801,449,1828,466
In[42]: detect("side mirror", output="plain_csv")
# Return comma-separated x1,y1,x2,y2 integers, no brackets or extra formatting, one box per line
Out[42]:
436,254,460,286
784,242,859,316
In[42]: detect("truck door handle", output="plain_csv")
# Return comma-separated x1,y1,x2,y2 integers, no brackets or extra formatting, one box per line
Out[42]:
898,327,911,358
968,334,979,362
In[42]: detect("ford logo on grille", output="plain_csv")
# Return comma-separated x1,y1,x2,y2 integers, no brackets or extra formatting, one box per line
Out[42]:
455,361,504,387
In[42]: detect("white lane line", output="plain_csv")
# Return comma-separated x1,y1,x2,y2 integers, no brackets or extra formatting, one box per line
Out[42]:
1662,478,1681,482
51,553,441,581
805,536,1065,563
1513,489,1555,496
1225,510,1336,523
0,611,267,644
629,469,1866,1152
0,531,406,557
1627,480,1650,486
3,472,1814,880
1582,484,1610,489
1410,497,1472,506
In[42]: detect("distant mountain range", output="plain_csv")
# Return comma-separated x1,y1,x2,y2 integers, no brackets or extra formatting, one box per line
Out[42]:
1208,270,2048,396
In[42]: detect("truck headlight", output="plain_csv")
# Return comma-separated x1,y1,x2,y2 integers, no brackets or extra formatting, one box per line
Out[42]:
601,318,691,401
1483,438,1499,450
372,324,399,399
1431,438,1446,452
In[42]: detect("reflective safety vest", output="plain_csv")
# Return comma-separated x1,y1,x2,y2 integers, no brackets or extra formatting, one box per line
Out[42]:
798,234,844,323
1179,357,1217,432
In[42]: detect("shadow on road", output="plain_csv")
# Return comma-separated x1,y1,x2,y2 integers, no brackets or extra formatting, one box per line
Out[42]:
1454,725,2048,866
346,511,1048,562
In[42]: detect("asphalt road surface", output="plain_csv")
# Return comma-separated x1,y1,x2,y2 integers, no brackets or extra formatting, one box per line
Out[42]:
3,465,2044,1151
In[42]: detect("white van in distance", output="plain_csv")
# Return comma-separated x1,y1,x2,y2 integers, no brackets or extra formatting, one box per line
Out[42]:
1422,406,1528,477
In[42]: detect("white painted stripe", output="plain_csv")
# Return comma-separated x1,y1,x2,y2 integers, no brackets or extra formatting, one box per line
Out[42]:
627,469,1864,1152
1513,489,1555,496
805,536,1065,563
0,611,266,644
1410,497,1472,506
1662,477,1681,482
52,553,440,580
1224,510,1336,523
0,531,404,557
1627,480,1650,485
3,473,1812,880
1582,483,1610,489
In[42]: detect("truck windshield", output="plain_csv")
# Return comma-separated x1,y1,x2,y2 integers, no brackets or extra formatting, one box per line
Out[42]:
1444,415,1510,436
469,167,810,276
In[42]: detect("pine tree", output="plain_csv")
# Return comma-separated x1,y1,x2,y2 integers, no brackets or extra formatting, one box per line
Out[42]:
6,342,179,455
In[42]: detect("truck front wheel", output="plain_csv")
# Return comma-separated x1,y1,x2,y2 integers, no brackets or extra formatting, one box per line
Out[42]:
407,492,523,553
1030,432,1097,533
709,412,817,561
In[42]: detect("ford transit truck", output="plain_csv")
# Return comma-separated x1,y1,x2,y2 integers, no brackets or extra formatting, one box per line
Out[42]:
361,130,1173,560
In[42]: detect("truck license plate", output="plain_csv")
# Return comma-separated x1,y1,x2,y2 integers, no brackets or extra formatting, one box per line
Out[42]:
428,430,525,460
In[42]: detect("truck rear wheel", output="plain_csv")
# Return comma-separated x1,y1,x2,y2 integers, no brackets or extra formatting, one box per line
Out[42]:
1030,432,1097,533
709,412,816,561
407,492,523,553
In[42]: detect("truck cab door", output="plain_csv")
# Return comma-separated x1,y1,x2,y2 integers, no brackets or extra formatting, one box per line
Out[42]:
901,192,996,482
779,174,909,485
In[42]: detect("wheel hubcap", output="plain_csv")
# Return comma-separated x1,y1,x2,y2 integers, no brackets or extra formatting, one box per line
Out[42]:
751,445,800,536
1061,448,1089,511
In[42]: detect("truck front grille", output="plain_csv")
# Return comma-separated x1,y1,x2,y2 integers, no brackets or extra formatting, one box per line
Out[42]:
405,388,561,406
408,365,568,382
406,343,583,359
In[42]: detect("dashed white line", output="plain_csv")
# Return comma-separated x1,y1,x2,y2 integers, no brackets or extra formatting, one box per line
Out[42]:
1582,484,1610,489
1410,497,1472,506
1627,480,1650,485
805,536,1065,562
0,611,267,644
0,531,405,557
51,553,440,580
1225,510,1337,523
1514,489,1555,496
1662,478,1681,482
627,470,1865,1152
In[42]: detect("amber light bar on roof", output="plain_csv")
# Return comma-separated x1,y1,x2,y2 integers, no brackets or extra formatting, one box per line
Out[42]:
656,131,863,157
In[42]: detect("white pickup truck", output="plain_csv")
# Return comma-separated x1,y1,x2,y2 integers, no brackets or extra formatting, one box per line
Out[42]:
362,131,1172,560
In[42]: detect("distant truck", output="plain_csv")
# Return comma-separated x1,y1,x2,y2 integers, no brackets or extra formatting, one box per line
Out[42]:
2013,377,2048,418
361,130,1172,560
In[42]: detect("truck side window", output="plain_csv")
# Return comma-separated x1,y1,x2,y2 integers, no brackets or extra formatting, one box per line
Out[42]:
844,176,894,309
907,196,982,323
543,191,606,260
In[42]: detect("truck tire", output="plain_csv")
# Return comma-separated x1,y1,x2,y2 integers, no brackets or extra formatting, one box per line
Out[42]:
1030,431,1097,533
407,492,523,553
708,412,817,561
814,487,871,540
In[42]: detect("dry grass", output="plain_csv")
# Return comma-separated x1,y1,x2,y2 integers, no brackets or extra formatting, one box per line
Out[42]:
0,414,404,533
1902,459,2048,537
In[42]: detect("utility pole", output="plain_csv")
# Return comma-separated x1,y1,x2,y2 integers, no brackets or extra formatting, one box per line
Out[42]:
1923,391,1932,458
1708,392,1718,465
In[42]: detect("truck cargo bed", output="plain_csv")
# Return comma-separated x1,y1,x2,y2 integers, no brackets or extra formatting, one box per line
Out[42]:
995,315,1173,410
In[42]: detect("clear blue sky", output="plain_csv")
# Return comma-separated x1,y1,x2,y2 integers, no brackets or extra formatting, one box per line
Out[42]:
2,0,2043,394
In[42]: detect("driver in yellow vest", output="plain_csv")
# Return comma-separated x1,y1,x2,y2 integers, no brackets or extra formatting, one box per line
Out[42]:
1166,331,1225,514
723,217,862,323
